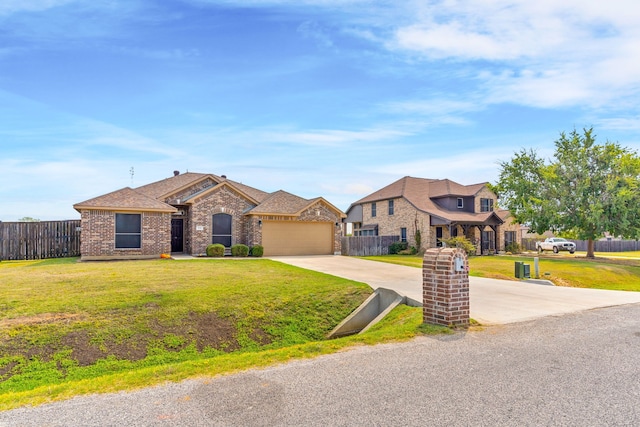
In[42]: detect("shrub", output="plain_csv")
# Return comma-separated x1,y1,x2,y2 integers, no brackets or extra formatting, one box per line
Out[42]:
505,242,521,254
388,241,408,255
231,244,249,257
414,229,422,251
250,245,264,257
441,237,476,256
206,243,225,257
398,246,418,255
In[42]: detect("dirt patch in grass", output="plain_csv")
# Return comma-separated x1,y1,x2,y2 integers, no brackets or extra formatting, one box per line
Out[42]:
148,311,244,353
0,313,84,328
0,311,270,375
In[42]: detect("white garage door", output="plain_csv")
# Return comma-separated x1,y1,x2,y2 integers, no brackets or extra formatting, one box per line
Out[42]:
262,221,333,256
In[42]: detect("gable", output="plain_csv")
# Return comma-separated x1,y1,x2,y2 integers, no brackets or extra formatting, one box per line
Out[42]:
164,176,221,204
73,187,176,213
249,191,345,218
134,172,215,199
184,181,260,206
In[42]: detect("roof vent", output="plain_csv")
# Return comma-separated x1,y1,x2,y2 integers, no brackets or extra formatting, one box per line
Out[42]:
221,175,227,179
173,170,180,176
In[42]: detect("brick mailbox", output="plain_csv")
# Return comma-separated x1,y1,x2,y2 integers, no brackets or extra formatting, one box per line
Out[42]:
422,247,470,327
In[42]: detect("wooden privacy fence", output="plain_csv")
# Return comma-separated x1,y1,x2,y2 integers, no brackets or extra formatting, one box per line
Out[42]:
341,235,400,256
0,220,81,260
522,238,640,252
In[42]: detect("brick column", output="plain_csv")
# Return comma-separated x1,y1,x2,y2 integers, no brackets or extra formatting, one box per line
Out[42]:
423,247,470,327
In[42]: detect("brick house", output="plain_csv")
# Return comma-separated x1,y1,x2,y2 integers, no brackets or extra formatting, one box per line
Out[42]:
345,176,521,254
74,172,345,260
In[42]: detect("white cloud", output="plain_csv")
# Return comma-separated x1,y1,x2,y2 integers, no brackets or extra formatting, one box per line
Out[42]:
0,157,131,221
483,68,594,108
385,98,478,116
394,23,522,61
207,126,412,148
596,116,640,132
269,127,410,147
297,20,334,48
0,0,77,16
186,0,374,7
382,0,640,110
321,182,374,196
114,46,201,61
375,149,509,185
382,98,478,126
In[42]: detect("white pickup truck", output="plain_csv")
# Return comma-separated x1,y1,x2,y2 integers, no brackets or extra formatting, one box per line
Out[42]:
535,237,576,254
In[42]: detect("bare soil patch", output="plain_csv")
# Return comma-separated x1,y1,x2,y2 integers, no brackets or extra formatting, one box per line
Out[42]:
0,311,270,376
0,313,84,328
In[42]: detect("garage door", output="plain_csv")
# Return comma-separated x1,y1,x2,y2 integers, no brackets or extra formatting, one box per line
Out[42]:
262,221,333,256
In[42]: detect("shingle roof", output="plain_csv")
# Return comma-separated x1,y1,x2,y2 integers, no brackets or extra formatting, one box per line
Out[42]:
73,187,177,212
428,179,487,198
496,209,512,221
353,176,488,205
250,190,317,215
75,172,344,218
134,172,271,204
134,172,216,199
350,176,499,225
431,210,500,225
249,190,345,217
225,179,270,203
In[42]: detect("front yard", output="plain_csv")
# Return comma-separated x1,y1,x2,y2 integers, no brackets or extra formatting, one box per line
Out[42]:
5,251,635,409
0,257,446,410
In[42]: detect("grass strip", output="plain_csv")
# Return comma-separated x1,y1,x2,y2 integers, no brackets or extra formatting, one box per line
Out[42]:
360,254,640,291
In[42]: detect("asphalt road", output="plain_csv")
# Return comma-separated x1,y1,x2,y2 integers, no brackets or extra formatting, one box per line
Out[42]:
2,303,639,426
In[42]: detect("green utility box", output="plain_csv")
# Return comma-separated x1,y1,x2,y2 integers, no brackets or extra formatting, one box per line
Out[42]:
514,262,531,279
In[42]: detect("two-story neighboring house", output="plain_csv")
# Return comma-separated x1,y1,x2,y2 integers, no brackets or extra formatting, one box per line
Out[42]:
345,176,521,254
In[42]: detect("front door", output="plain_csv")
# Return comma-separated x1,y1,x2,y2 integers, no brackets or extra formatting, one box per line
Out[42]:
171,219,184,252
481,230,495,252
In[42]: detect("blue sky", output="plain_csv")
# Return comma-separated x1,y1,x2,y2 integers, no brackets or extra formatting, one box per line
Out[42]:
2,0,640,221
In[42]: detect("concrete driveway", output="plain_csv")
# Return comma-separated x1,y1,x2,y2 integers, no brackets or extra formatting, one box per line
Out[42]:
269,255,640,324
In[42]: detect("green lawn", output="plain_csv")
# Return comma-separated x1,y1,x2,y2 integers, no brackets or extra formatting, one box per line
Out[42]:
361,253,640,291
0,257,447,410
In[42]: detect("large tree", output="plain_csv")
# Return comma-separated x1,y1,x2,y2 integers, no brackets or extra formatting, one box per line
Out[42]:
496,127,640,258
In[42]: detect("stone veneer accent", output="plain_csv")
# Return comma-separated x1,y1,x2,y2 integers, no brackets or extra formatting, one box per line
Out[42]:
79,210,171,260
422,247,470,327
